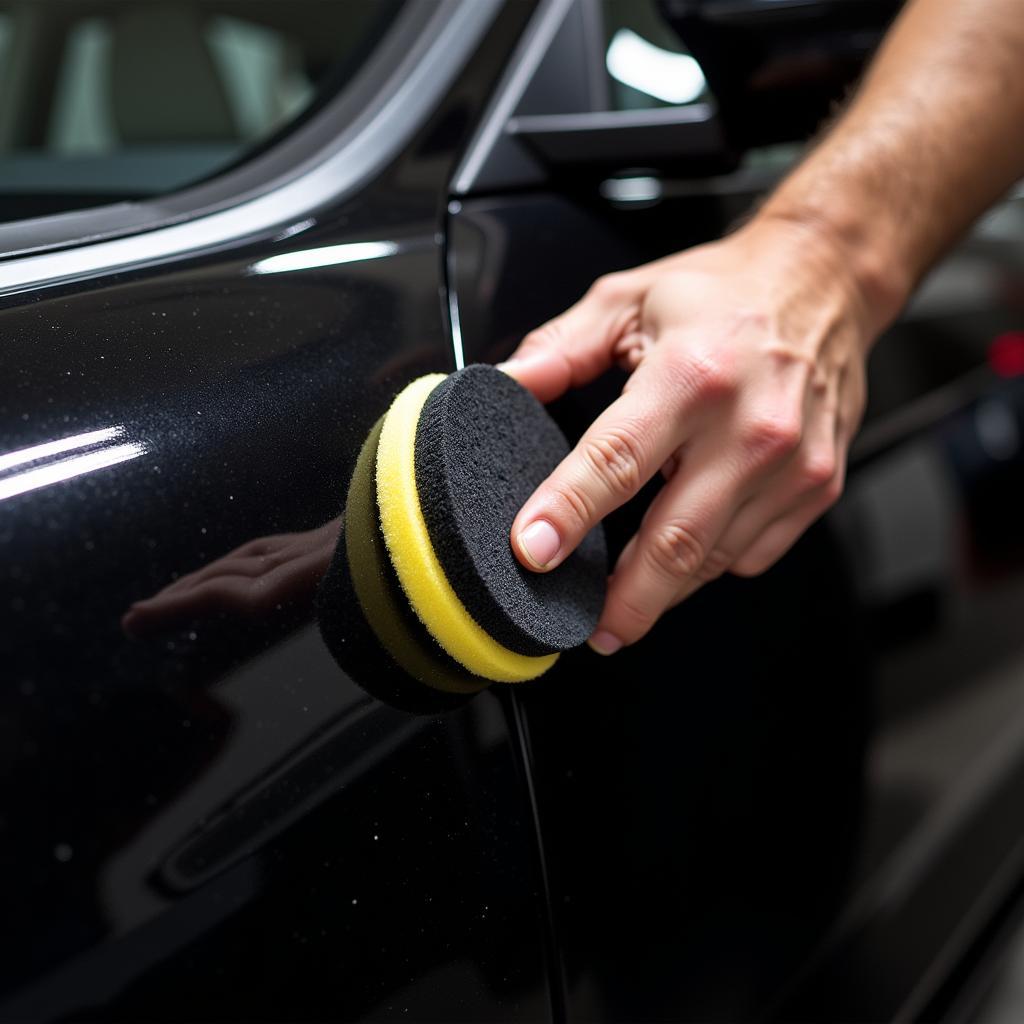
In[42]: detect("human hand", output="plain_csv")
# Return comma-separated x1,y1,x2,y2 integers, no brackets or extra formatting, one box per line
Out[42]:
122,518,340,637
503,217,888,654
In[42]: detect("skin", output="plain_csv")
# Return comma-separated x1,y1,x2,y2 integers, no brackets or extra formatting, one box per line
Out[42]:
504,0,1024,655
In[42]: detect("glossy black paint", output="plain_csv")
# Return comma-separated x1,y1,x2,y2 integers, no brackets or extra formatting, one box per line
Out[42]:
0,2,556,1020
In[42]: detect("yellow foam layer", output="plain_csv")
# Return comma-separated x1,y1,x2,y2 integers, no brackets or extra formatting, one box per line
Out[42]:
346,417,485,696
376,374,558,683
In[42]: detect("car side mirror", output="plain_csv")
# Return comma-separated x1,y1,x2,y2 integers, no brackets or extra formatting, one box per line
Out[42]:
658,0,904,148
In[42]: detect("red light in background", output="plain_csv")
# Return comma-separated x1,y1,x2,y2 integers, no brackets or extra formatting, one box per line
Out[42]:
989,332,1024,378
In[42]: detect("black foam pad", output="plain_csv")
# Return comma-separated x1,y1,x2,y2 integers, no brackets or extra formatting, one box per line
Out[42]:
415,364,606,656
317,417,483,715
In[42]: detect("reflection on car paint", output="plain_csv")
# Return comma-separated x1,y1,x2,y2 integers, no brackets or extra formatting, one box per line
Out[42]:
248,240,405,276
120,502,486,716
0,425,147,502
122,518,342,639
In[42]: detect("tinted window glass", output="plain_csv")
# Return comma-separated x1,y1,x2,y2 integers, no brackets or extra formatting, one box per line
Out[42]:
0,0,403,220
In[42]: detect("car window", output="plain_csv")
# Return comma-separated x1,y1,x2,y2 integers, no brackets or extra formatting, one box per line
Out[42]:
0,0,404,221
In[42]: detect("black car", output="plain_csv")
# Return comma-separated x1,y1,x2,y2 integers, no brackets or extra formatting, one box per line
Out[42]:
3,0,1024,1020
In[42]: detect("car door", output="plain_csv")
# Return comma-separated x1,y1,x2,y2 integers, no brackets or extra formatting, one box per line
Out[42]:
0,2,562,1021
446,0,1024,1020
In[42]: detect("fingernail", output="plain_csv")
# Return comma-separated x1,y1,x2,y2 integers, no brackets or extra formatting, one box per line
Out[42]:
495,359,525,376
588,630,622,656
517,519,561,568
497,353,547,375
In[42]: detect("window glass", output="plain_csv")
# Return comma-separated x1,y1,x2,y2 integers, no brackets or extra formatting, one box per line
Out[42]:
0,0,403,221
602,0,710,110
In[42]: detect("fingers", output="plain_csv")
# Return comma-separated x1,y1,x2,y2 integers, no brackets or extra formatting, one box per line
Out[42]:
588,391,848,652
500,244,868,652
156,533,302,596
500,271,646,404
122,576,260,636
589,447,748,650
709,383,842,574
122,525,339,637
731,448,846,577
511,357,696,571
729,493,837,579
613,331,655,374
122,549,330,637
157,554,282,596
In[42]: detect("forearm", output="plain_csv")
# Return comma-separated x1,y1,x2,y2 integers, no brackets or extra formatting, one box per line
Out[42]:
758,0,1024,331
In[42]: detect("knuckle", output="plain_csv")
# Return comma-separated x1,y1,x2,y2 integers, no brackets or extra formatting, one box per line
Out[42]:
548,479,597,533
580,425,645,499
798,451,837,491
697,546,731,583
822,473,845,507
645,520,705,580
520,321,562,354
588,272,628,302
234,538,270,558
744,412,802,463
670,349,738,401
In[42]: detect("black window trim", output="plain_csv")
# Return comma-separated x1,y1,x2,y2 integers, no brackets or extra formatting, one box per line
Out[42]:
0,0,503,296
452,0,577,197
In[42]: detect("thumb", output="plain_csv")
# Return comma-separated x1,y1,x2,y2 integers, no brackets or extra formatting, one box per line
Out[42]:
498,270,645,404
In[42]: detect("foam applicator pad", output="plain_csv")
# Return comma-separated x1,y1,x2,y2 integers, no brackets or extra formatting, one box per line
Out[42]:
318,364,607,703
416,364,607,655
318,416,484,713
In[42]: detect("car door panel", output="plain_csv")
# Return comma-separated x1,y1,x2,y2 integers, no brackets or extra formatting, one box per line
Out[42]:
0,3,557,1019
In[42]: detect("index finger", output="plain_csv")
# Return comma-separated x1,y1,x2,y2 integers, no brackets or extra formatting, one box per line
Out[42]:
510,358,692,572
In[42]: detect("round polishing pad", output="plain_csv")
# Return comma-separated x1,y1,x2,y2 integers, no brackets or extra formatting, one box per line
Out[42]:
415,364,606,655
375,375,558,683
317,416,478,714
344,417,485,697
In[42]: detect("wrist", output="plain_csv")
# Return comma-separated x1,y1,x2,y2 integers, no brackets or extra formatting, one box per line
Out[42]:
754,194,911,340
